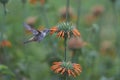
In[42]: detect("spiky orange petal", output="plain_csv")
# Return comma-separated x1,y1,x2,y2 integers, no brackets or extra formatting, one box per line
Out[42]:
61,31,65,38
74,68,80,75
51,65,60,70
57,31,63,37
61,68,66,74
67,69,71,76
70,70,76,77
74,66,82,73
73,29,80,36
55,67,63,73
72,30,78,37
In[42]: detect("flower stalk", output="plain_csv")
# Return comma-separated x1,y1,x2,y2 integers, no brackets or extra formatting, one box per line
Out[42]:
66,0,70,22
71,49,82,63
111,0,120,59
3,4,7,15
76,0,81,27
41,5,49,28
64,35,67,61
0,0,9,15
50,0,82,79
65,0,70,79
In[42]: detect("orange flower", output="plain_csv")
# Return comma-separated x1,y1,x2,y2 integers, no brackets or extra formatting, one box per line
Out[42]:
85,14,96,25
58,6,76,22
29,0,46,5
68,37,87,50
50,22,80,38
51,61,82,77
0,40,12,47
100,41,115,57
30,0,37,4
40,0,45,5
91,5,104,17
25,16,37,25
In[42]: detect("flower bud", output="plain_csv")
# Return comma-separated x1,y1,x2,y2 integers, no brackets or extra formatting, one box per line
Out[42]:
110,0,116,3
0,0,9,4
21,0,27,4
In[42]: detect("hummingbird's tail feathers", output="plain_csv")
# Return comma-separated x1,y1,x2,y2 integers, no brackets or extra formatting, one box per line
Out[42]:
23,40,33,44
23,37,35,44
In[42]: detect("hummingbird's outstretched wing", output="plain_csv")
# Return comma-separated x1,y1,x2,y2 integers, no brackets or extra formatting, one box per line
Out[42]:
23,23,39,35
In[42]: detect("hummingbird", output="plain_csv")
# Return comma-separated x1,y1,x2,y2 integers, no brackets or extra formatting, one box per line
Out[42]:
23,23,50,44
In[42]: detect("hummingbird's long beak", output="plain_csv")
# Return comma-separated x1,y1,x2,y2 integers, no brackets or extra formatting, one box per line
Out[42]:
24,37,34,44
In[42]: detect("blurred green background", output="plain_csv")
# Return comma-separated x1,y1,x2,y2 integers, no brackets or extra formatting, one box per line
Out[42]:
0,0,120,80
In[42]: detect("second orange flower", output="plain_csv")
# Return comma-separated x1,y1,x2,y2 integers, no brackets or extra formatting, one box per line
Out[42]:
51,61,82,77
50,22,80,38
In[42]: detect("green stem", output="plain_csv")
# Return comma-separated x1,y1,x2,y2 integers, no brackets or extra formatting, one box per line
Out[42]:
71,49,77,63
71,49,82,63
41,6,49,27
65,73,67,80
64,36,67,61
112,3,119,51
22,0,27,8
66,0,70,22
63,0,70,79
3,4,7,16
112,3,118,26
76,0,81,27
64,0,70,62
